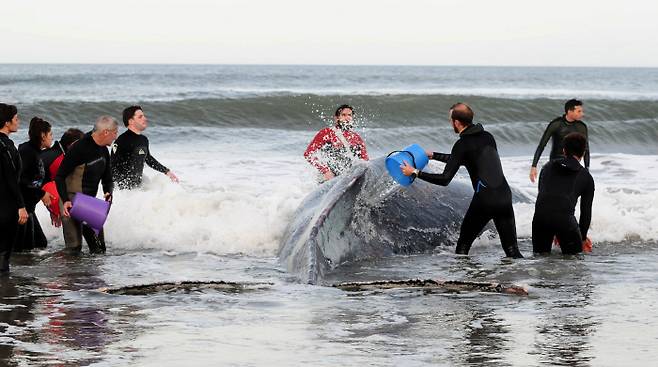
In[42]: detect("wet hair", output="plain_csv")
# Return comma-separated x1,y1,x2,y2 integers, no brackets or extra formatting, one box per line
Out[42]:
122,105,143,127
28,117,52,145
60,128,84,151
564,99,583,113
0,103,18,125
563,132,587,158
334,104,354,117
449,102,474,125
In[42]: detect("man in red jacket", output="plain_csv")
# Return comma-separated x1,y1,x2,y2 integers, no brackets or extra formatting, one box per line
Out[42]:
304,104,368,181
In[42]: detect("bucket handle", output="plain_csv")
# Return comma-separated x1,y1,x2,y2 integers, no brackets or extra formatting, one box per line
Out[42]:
387,150,417,183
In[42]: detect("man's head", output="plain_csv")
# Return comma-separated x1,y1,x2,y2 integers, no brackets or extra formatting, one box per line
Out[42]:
448,103,474,133
92,115,119,146
564,99,583,121
0,103,19,133
334,104,354,129
28,117,52,148
123,105,148,132
60,128,85,152
563,132,587,159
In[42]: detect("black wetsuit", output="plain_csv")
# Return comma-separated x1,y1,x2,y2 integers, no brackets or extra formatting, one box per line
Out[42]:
111,130,168,189
0,133,24,271
532,156,594,254
55,134,113,253
416,123,522,258
532,115,590,169
15,141,47,251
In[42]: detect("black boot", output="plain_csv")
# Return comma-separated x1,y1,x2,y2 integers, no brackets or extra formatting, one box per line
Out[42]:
503,246,524,259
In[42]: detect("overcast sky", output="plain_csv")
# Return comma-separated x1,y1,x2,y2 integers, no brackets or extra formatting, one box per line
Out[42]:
2,0,657,66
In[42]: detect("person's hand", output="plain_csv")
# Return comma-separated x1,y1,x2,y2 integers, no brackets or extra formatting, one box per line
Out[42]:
50,212,61,227
62,201,72,217
582,237,592,253
104,192,113,203
41,191,53,207
425,150,433,158
166,170,179,183
400,161,416,176
18,208,28,225
529,166,538,183
323,171,335,181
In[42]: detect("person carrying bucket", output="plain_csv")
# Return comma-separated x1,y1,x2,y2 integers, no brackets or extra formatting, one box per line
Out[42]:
400,103,523,258
55,116,117,254
304,104,369,181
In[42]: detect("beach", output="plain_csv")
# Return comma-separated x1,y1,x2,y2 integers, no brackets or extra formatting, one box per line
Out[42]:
1,64,658,366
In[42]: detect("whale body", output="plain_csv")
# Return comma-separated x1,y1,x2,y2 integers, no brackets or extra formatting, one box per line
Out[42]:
278,157,475,284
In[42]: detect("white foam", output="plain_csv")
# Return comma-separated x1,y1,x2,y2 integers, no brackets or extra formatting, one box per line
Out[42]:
37,130,658,257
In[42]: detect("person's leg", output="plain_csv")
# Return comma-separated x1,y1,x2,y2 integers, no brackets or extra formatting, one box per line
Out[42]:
556,217,583,255
0,218,18,273
83,226,106,254
492,204,523,258
456,199,492,255
60,198,82,253
532,214,554,254
32,213,47,249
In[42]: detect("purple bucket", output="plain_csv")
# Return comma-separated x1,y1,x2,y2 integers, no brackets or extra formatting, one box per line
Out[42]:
70,193,111,235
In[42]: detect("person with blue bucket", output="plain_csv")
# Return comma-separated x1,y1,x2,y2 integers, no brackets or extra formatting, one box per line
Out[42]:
55,116,118,254
399,103,523,258
385,144,429,187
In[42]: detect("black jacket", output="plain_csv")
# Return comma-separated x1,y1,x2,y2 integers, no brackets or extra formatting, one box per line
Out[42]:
535,156,595,239
111,129,168,189
0,133,24,217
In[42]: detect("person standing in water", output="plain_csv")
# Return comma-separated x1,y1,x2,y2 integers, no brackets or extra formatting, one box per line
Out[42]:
111,106,179,190
0,103,28,273
401,103,523,258
532,132,594,254
304,104,369,181
56,116,117,254
14,117,55,251
530,99,590,183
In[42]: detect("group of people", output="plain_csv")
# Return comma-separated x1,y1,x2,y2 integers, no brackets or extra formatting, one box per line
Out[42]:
0,98,594,274
0,104,178,274
304,100,594,259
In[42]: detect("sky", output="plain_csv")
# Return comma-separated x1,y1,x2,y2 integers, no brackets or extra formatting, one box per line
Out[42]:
2,0,657,67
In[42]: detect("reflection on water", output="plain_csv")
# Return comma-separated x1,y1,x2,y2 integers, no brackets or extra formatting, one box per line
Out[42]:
1,243,657,366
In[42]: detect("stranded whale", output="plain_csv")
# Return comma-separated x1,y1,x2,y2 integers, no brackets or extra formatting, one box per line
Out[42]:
278,157,475,284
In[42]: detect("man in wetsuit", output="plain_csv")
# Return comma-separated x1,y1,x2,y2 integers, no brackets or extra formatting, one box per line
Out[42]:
56,116,117,254
0,103,28,273
532,132,594,254
304,104,368,181
111,106,178,190
400,103,523,258
530,99,589,183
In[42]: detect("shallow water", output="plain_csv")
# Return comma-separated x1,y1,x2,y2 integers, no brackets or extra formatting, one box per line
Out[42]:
2,238,658,367
1,64,657,366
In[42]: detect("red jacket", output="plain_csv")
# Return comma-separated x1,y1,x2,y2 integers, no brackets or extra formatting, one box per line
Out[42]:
304,127,369,175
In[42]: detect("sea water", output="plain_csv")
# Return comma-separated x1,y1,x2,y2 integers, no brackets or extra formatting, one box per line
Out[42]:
1,64,657,366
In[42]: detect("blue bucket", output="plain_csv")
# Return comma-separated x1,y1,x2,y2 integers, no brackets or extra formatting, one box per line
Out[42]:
385,144,429,186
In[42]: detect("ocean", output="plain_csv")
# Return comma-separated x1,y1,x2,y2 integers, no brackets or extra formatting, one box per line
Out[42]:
1,64,657,366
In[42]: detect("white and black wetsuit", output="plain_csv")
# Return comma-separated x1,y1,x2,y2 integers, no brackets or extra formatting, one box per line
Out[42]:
55,134,113,253
15,141,47,251
111,130,168,190
532,156,594,254
0,133,24,271
416,123,522,258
